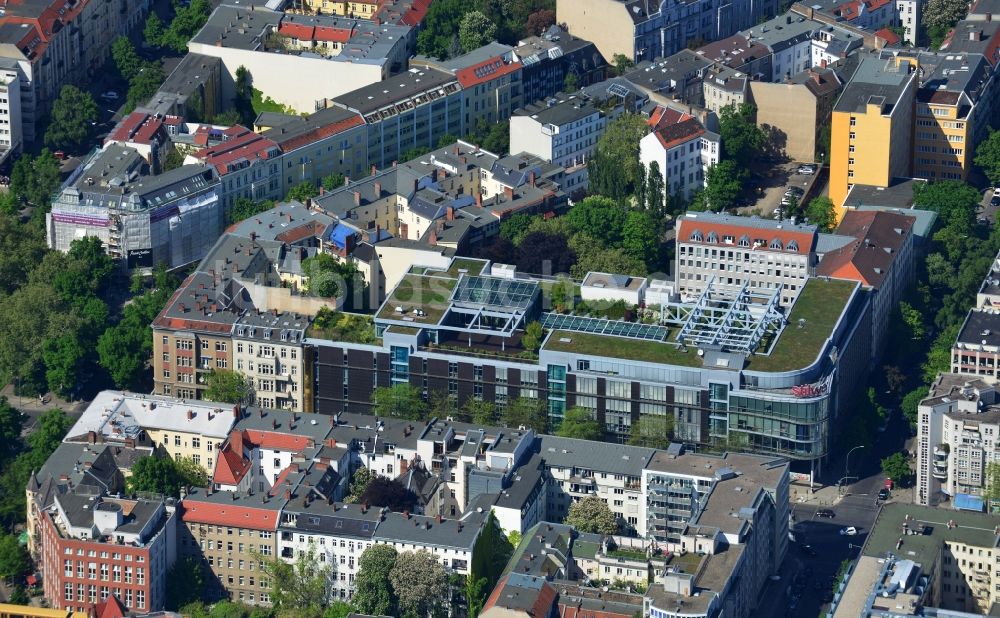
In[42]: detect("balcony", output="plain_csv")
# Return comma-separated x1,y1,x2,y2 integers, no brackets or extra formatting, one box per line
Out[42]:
932,461,948,481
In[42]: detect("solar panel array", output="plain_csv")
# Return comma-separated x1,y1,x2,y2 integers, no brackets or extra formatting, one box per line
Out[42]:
541,313,670,341
452,276,538,310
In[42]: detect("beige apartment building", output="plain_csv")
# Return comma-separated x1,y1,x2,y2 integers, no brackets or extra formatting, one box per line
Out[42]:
232,313,311,412
153,327,234,401
749,68,842,163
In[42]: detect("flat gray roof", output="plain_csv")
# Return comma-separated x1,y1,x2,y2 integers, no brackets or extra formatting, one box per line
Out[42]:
834,52,916,114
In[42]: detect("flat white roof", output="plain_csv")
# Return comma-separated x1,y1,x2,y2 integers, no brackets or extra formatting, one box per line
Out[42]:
66,391,239,442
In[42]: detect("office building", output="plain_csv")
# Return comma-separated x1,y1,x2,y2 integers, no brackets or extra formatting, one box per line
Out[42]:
329,67,463,169
639,107,720,202
38,489,177,613
674,212,818,307
912,52,997,182
832,503,1000,616
829,52,918,210
47,145,222,272
0,60,23,164
312,253,870,471
915,374,1000,510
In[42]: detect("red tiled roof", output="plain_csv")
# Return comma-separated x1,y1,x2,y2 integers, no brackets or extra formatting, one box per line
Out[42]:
278,21,354,43
93,594,127,618
274,113,365,153
875,27,901,45
455,56,522,89
193,126,280,175
834,0,861,19
243,429,314,452
676,218,816,255
180,499,279,530
816,210,914,288
213,440,251,486
482,575,557,615
646,106,703,151
866,0,893,10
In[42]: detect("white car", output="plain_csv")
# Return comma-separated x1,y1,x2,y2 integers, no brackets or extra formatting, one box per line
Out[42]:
839,526,859,536
797,165,816,175
100,91,119,101
993,187,1000,197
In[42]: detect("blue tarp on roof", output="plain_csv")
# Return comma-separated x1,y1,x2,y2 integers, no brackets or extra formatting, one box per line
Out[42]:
329,223,354,249
954,493,984,512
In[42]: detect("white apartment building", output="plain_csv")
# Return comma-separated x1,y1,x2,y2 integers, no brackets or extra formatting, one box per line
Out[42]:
674,212,818,307
896,0,921,44
639,106,720,202
233,313,310,412
916,374,1000,510
0,59,22,163
509,95,609,194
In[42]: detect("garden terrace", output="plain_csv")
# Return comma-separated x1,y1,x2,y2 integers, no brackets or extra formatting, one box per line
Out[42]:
542,330,703,367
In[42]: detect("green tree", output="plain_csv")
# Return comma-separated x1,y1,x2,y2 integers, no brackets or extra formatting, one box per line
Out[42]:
42,334,86,398
556,406,603,440
0,397,24,463
881,452,911,485
899,301,926,340
25,409,71,467
112,36,143,81
913,180,979,233
566,195,627,245
628,414,674,448
563,71,579,92
621,209,661,267
702,160,746,211
922,0,969,47
227,197,275,225
500,397,547,433
10,150,61,209
45,85,97,151
975,129,1000,187
389,550,449,618
126,62,166,113
804,196,837,231
500,213,535,244
566,495,618,534
97,320,149,389
612,53,634,75
354,545,398,616
287,181,319,203
163,149,185,172
645,161,665,216
346,467,375,503
176,456,209,487
458,11,497,52
321,172,345,191
371,384,429,421
233,66,254,126
985,461,1000,506
204,369,251,404
127,455,183,497
901,386,928,427
144,13,166,47
165,556,205,610
262,544,331,612
719,103,766,168
588,114,649,202
301,252,354,298
0,533,29,582
463,399,497,425
521,320,544,353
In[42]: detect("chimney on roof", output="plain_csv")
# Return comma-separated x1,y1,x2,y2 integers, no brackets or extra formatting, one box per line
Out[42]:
284,489,291,500
392,160,397,167
475,193,482,208
272,419,278,429
374,181,382,197
428,229,438,246
436,514,442,523
453,145,460,155
187,410,194,420
233,405,240,419
344,176,351,187
810,70,821,84
87,431,96,444
371,165,377,176
821,59,828,69
529,171,536,187
353,190,361,206
446,206,455,221
504,186,514,200
403,510,410,519
259,408,264,418
179,303,186,312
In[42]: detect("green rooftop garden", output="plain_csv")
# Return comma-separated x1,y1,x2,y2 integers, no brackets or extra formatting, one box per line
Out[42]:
606,547,648,562
744,278,857,373
543,330,702,367
664,551,704,575
307,308,377,344
446,257,489,277
377,274,458,324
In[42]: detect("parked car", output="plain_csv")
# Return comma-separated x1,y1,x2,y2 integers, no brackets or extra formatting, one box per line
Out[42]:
878,488,891,500
800,545,817,556
991,195,1000,207
840,526,859,536
100,91,119,101
816,509,835,518
785,187,804,197
993,187,1000,197
797,164,817,175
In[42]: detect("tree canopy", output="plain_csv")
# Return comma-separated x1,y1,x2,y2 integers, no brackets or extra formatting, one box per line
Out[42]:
975,129,1000,187
555,407,603,440
371,384,430,421
262,544,331,612
805,196,837,231
165,556,205,610
358,477,418,512
458,11,497,52
501,397,547,433
354,545,399,616
565,495,618,535
45,85,98,152
628,414,674,448
719,103,767,168
587,114,649,202
881,452,911,485
389,551,449,618
204,369,251,404
913,180,979,233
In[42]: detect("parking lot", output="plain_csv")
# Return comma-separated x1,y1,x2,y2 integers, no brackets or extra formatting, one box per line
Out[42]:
737,161,825,221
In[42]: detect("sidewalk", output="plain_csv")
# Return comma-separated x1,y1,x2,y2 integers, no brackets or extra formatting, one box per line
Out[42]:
791,482,843,507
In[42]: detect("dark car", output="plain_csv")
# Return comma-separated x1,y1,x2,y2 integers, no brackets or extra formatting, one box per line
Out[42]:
801,545,817,556
878,488,890,500
816,509,835,518
991,195,1000,207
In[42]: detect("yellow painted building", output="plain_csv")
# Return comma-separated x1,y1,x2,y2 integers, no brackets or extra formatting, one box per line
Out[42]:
829,53,918,214
912,53,997,182
288,0,378,17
